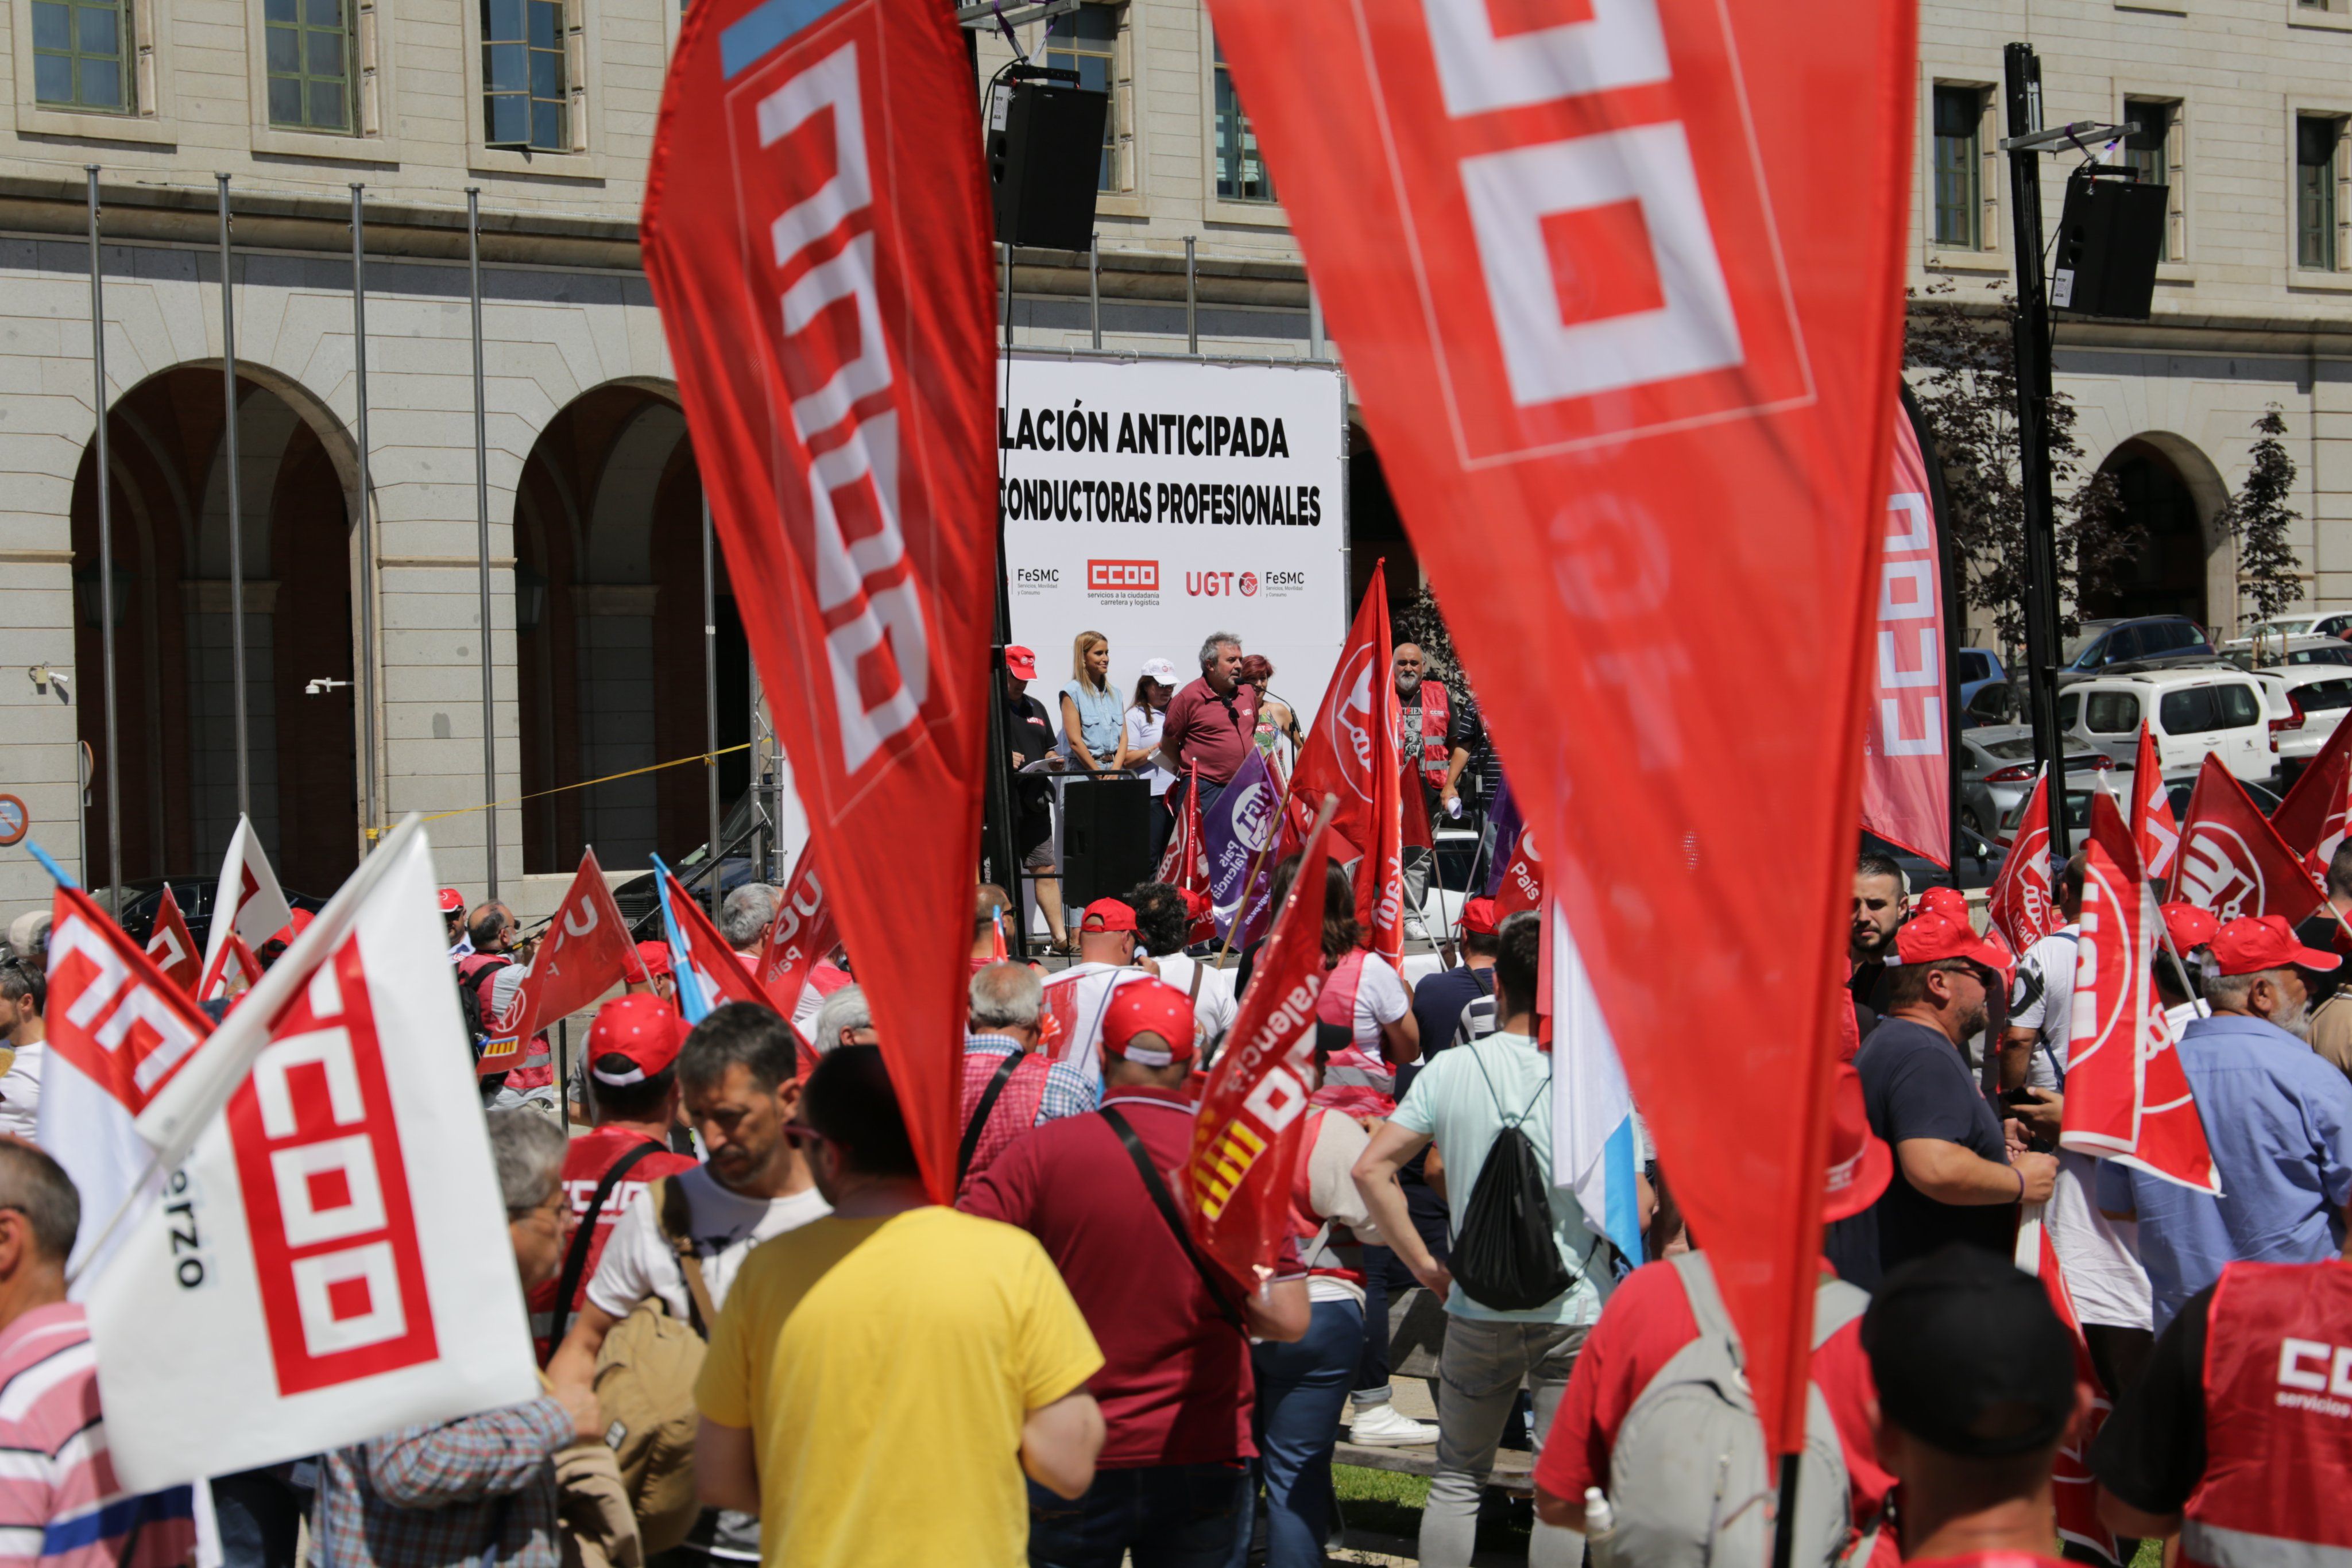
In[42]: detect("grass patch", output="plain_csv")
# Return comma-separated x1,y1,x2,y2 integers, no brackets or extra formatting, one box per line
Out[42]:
1331,1465,1530,1551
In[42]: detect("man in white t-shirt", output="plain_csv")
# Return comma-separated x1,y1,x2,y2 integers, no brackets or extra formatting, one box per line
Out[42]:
1122,882,1236,1054
0,959,43,1143
547,1001,830,1567
1039,899,1154,1082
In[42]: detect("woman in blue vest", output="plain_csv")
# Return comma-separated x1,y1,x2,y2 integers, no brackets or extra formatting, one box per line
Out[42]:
1058,630,1131,772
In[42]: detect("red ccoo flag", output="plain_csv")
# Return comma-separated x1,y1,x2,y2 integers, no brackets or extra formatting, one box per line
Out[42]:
759,842,840,1022
1290,563,1406,968
2128,723,2180,893
1199,0,1915,1455
1984,773,2058,955
2175,754,2326,925
144,884,202,997
1186,798,1337,1293
502,850,640,1061
2269,704,2352,878
641,0,997,1201
1859,400,1952,867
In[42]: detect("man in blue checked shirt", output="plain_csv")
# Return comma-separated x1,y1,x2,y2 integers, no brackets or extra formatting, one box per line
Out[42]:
958,962,1098,1197
313,1112,603,1568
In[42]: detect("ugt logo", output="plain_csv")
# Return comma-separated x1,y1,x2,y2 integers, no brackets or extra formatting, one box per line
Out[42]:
1371,0,1811,462
2176,824,2266,922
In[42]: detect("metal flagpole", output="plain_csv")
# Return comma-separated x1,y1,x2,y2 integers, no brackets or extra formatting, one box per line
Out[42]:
469,188,498,900
350,184,379,849
703,496,721,916
218,173,251,821
87,167,122,912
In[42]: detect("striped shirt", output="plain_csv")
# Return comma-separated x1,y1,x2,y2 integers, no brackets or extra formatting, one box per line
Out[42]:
0,1303,194,1568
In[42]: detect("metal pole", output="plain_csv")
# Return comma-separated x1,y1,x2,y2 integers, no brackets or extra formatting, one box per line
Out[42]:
703,495,721,916
1309,281,1324,361
985,239,1028,959
2003,43,2069,859
350,184,380,849
218,173,251,822
469,188,498,900
1185,235,1197,354
1088,232,1101,349
87,168,122,913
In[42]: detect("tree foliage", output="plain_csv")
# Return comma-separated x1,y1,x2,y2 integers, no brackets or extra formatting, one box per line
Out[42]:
2225,406,2304,624
1904,280,2131,653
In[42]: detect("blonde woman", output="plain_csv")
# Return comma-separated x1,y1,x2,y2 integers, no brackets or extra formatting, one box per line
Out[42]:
1058,630,1131,772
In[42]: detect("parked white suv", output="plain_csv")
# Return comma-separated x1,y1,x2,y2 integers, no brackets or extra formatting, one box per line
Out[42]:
2059,667,2274,783
2249,666,2352,779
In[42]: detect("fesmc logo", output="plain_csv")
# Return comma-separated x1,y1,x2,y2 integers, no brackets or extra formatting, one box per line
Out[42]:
1328,644,1378,804
2177,823,2266,922
1014,567,1061,588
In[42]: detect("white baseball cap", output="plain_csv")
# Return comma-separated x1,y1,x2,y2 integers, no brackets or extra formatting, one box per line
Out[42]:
1139,658,1178,684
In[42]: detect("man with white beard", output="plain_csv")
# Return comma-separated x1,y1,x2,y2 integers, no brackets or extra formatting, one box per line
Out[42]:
2097,915,2352,1330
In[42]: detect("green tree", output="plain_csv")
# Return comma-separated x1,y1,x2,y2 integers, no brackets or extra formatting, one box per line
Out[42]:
2225,406,2304,624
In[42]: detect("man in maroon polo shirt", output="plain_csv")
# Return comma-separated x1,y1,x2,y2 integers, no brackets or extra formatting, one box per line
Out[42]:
1158,632,1259,819
962,979,1310,1568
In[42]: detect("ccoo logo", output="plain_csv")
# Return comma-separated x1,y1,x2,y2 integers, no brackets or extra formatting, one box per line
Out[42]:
1088,559,1159,592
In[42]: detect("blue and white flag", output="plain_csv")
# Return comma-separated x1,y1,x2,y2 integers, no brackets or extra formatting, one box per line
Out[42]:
1548,897,1643,1265
650,855,711,1024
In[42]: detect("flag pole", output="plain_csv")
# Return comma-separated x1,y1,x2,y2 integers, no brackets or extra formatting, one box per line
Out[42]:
218,174,251,823
86,168,123,915
469,188,498,901
702,496,721,917
350,184,380,850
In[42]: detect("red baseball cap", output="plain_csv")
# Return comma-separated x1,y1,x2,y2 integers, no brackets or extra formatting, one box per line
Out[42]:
1822,1064,1894,1224
585,994,686,1085
1101,978,1196,1068
1460,896,1500,936
269,908,314,946
1005,646,1038,680
1913,886,1970,923
1177,887,1213,924
1081,899,1137,934
2208,915,2341,977
1894,911,2014,983
635,940,674,978
2158,902,2219,955
438,888,466,916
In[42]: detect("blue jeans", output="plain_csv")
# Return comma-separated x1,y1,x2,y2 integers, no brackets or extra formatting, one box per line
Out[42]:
1232,1298,1361,1568
1029,1462,1251,1568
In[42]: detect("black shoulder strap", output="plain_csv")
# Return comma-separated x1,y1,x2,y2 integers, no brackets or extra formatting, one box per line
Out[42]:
1098,1106,1246,1331
543,1139,666,1361
958,1052,1026,1184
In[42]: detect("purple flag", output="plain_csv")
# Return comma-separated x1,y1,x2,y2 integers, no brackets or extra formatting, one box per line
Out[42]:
1481,769,1522,898
1204,749,1283,943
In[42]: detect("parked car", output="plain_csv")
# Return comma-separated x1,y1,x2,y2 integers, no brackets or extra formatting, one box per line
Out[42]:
1959,726,2113,841
2221,635,2352,672
1955,647,2007,714
2057,667,2275,784
112,876,330,952
2043,776,2284,842
1863,827,2007,893
2060,615,2216,673
1963,680,2020,728
2247,666,2352,782
2225,612,2352,649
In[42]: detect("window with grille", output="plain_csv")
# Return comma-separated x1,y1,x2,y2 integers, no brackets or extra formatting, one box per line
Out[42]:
1932,86,1983,249
2123,100,2173,261
1045,3,1119,193
1212,34,1272,204
2298,115,2343,270
31,0,129,111
265,0,355,131
484,0,566,150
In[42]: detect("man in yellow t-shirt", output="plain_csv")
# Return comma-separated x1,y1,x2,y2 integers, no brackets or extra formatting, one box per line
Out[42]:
694,1046,1105,1568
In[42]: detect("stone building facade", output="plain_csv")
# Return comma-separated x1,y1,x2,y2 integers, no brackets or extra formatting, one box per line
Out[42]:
2,0,2348,921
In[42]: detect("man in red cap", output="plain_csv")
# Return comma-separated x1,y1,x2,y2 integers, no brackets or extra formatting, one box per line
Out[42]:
1123,882,1236,1053
1413,895,1503,1056
964,979,1308,1566
528,993,697,1360
1001,644,1069,949
440,886,469,956
1851,912,2056,1290
2096,915,2352,1329
1038,898,1156,1082
1534,1064,1901,1567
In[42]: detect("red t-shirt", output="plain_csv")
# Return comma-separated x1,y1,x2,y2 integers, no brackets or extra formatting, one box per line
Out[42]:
528,1126,697,1358
1160,677,1260,785
959,1087,1303,1468
1534,1258,1899,1568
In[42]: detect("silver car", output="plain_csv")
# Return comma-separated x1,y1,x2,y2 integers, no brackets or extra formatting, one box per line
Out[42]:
1961,725,2114,842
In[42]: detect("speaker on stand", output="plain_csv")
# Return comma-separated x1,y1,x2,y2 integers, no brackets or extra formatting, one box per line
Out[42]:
987,64,1110,252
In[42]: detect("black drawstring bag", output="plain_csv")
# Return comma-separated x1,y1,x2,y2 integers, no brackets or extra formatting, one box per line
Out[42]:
1449,1050,1573,1313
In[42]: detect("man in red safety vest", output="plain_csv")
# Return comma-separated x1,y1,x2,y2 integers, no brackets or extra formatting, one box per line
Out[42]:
1391,643,1479,943
2093,1224,2352,1568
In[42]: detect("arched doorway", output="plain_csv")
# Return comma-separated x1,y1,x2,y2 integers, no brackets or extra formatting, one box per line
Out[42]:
2078,438,2223,629
70,367,359,899
513,385,748,876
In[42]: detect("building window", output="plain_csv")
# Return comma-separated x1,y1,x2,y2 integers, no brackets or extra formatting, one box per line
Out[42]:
1932,86,1983,249
483,0,566,150
265,0,355,131
2298,114,2343,270
1212,34,1272,203
2123,99,2176,261
1045,3,1119,192
31,0,130,111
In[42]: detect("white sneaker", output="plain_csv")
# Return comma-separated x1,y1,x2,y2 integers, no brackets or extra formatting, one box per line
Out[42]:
1349,1401,1438,1447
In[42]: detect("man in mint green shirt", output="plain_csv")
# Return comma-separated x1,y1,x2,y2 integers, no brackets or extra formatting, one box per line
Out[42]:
1355,912,1600,1568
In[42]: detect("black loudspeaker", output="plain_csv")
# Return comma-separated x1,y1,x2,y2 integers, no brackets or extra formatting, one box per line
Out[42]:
2051,169,2167,321
988,66,1109,252
1058,776,1154,908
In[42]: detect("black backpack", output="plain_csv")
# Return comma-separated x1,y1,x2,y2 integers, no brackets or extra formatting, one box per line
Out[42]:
453,954,513,1060
1450,1045,1574,1313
